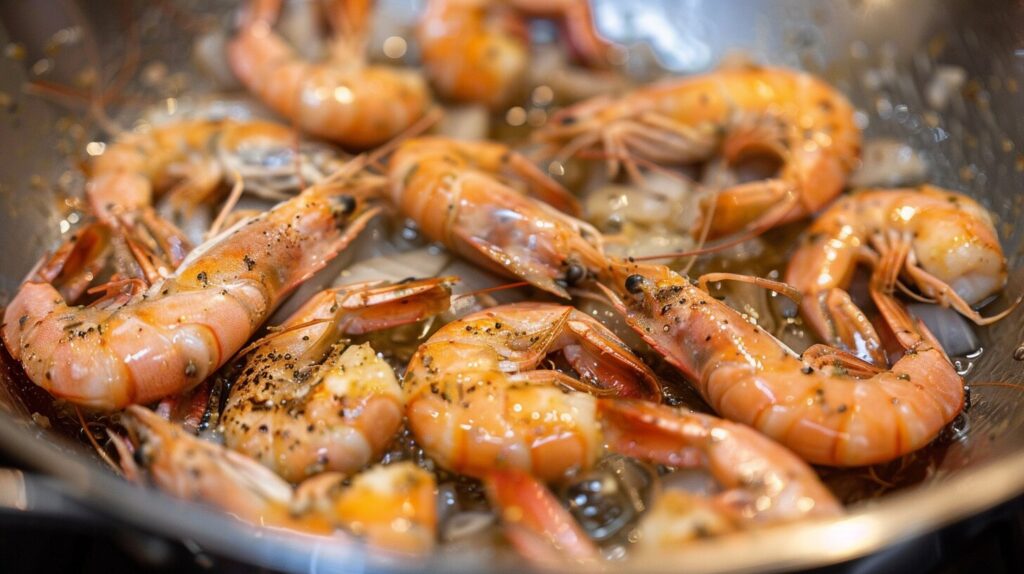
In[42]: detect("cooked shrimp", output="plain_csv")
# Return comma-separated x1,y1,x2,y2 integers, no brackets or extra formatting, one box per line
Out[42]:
786,185,1012,364
119,406,436,553
602,261,965,466
537,65,861,239
508,0,611,67
599,400,842,523
418,0,528,108
484,399,840,564
388,136,597,298
392,140,965,465
229,0,431,149
221,277,454,483
2,171,383,410
418,0,611,108
89,117,343,276
19,222,113,304
404,302,662,482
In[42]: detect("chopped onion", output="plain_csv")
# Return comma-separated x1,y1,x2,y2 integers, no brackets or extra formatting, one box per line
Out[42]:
659,469,719,497
529,45,632,102
442,512,497,543
335,246,450,286
925,66,967,111
907,303,981,357
850,139,928,188
436,106,490,141
584,170,698,258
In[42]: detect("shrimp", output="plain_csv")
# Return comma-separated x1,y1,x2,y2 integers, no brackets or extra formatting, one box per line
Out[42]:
89,117,342,278
404,302,662,481
1,170,384,410
785,185,1012,364
418,0,528,109
536,65,862,239
601,260,965,466
221,277,454,483
229,0,432,149
484,399,841,564
119,406,436,553
393,135,966,466
388,136,596,298
418,0,611,108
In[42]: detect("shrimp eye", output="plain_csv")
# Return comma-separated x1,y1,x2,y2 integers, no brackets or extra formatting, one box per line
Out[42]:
133,443,149,468
625,274,647,294
559,115,578,126
564,262,586,286
332,194,357,216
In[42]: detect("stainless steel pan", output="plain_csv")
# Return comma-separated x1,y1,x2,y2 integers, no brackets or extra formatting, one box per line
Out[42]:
0,1,1022,571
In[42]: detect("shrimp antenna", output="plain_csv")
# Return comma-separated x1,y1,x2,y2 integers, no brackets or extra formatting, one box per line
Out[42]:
206,170,245,240
629,190,797,263
235,317,334,358
75,406,121,475
452,281,531,301
575,149,698,186
365,106,446,168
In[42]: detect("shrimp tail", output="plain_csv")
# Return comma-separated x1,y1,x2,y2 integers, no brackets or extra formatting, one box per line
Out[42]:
807,287,888,366
454,229,572,299
503,151,581,216
560,312,663,401
484,469,600,567
27,222,112,303
334,275,457,334
123,405,297,522
597,399,844,523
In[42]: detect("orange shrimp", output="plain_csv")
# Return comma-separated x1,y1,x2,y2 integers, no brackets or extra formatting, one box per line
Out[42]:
221,277,454,483
388,136,596,298
537,65,862,239
601,261,965,467
394,146,966,466
786,185,1012,364
119,406,436,553
229,0,432,149
418,0,612,108
484,399,841,565
2,170,383,410
404,303,662,482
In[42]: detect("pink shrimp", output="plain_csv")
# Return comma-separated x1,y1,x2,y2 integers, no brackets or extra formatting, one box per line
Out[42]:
2,170,383,410
221,277,454,483
119,405,436,553
229,0,432,149
537,65,861,239
786,185,1013,364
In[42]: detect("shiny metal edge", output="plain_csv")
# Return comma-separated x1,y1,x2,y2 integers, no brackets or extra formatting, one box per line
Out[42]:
3,409,1024,573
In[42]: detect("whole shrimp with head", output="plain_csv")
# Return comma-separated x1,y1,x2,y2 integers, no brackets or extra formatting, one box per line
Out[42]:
87,118,326,278
119,406,437,553
402,303,839,564
786,185,1014,365
229,0,431,149
392,142,967,466
483,399,843,565
603,259,965,467
221,277,455,483
417,0,613,108
2,165,384,410
388,136,595,299
536,65,862,239
405,303,837,505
